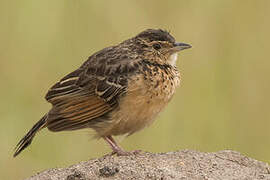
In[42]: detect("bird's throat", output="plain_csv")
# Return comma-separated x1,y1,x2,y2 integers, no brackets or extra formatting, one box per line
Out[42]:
168,53,178,66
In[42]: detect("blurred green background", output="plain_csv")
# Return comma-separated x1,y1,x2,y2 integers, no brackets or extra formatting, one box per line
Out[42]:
1,0,270,179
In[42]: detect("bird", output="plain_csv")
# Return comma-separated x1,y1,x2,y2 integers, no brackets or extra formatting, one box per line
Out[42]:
13,29,191,157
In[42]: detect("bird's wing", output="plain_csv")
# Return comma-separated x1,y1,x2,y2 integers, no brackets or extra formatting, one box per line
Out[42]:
45,51,139,132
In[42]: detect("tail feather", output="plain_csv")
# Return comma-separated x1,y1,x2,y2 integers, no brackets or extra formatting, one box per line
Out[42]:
13,114,47,157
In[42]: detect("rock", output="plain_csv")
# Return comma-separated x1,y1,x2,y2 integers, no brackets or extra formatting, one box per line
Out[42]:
26,150,270,180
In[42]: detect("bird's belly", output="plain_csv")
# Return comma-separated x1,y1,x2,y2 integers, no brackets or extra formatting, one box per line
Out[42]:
109,93,168,136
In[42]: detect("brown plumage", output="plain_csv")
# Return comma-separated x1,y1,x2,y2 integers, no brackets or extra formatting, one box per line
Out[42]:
14,29,191,157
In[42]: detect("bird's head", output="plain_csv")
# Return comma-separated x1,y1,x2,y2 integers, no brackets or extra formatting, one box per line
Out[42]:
132,29,191,65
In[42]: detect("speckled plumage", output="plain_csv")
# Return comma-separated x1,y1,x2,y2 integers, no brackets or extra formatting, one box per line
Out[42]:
14,29,191,157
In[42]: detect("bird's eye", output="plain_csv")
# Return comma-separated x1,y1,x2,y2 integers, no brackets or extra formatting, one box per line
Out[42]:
153,43,161,50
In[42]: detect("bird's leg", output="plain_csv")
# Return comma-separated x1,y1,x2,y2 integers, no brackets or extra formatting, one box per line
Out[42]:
103,135,127,156
103,135,141,156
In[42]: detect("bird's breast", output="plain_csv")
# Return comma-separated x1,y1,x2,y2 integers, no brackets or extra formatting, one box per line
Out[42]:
104,64,180,136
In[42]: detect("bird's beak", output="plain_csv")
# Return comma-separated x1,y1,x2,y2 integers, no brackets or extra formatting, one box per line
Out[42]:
172,42,192,52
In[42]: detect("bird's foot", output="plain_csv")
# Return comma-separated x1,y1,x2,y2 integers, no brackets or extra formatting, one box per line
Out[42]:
103,135,142,156
112,149,142,156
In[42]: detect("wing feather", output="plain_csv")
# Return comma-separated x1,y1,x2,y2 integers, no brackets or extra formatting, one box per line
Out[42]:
45,68,127,132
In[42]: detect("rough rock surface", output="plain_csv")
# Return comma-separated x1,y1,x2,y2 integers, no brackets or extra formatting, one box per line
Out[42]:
26,150,270,180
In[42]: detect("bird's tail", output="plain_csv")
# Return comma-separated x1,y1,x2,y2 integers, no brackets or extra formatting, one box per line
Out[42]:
13,114,47,157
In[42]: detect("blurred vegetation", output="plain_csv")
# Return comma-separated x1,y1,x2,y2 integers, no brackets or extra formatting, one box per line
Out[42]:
1,0,270,179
